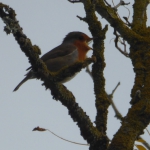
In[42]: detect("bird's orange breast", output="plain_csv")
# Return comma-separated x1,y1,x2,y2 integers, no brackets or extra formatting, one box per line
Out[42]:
73,41,91,61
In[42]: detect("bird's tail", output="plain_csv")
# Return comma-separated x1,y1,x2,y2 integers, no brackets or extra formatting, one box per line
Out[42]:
13,71,34,92
13,76,30,91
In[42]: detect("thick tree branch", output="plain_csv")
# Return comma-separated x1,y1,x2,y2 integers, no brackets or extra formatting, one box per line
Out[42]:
82,1,110,149
108,83,150,150
132,0,148,35
108,52,150,150
69,0,110,150
106,2,150,150
0,3,104,146
108,69,150,149
107,83,150,150
94,0,150,45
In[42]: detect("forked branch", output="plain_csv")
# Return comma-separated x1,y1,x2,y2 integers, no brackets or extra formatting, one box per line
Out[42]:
114,29,129,57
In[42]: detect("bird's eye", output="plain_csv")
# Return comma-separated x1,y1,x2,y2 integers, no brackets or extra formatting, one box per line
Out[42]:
78,36,84,41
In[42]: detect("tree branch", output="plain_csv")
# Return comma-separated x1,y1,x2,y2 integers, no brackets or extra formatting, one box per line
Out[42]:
94,0,150,45
132,0,148,34
113,30,129,57
70,0,110,149
68,0,82,3
103,0,111,7
83,0,110,149
85,66,93,79
76,15,88,23
123,17,132,27
107,83,150,150
107,82,123,120
113,0,130,11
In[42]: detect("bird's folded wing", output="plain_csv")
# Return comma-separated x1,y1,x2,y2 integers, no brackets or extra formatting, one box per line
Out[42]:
26,44,78,72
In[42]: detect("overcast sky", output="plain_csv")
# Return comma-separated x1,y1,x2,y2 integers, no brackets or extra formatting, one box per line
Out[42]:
0,0,149,150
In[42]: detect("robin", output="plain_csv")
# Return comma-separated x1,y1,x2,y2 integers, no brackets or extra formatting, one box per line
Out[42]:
13,31,93,91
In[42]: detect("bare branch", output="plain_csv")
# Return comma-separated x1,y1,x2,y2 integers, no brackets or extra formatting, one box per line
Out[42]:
146,128,150,136
73,1,110,149
107,83,150,150
123,17,132,27
114,30,129,57
111,82,120,96
132,0,148,33
107,82,123,120
76,15,87,23
113,0,130,11
85,65,93,79
123,6,131,20
68,0,82,3
33,126,89,146
103,0,111,7
94,0,149,45
85,70,123,120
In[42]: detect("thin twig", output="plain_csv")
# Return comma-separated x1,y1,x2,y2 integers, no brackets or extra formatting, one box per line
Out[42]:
112,0,115,7
111,82,120,96
85,69,122,120
123,6,130,20
123,17,132,27
146,128,150,135
114,30,129,57
107,83,150,150
33,126,89,146
68,0,82,3
107,82,123,120
103,0,111,7
86,66,93,79
113,0,130,11
76,15,87,23
111,0,122,21
119,39,127,53
47,129,89,146
107,83,150,149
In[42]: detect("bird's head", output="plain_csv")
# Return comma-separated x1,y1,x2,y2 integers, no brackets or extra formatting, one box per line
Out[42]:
62,31,93,50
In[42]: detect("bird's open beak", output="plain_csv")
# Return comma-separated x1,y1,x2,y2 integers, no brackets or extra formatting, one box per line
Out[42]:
86,38,93,50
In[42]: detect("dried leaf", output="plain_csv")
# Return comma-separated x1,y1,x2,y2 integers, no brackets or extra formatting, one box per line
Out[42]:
32,126,46,132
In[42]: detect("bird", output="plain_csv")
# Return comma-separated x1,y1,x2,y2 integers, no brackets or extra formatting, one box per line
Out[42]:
13,31,93,91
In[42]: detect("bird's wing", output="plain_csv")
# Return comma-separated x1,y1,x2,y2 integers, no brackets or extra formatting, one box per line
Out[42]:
26,44,78,72
41,44,77,61
44,44,78,72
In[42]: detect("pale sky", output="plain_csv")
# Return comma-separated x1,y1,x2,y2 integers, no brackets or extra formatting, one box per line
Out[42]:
0,1,149,150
